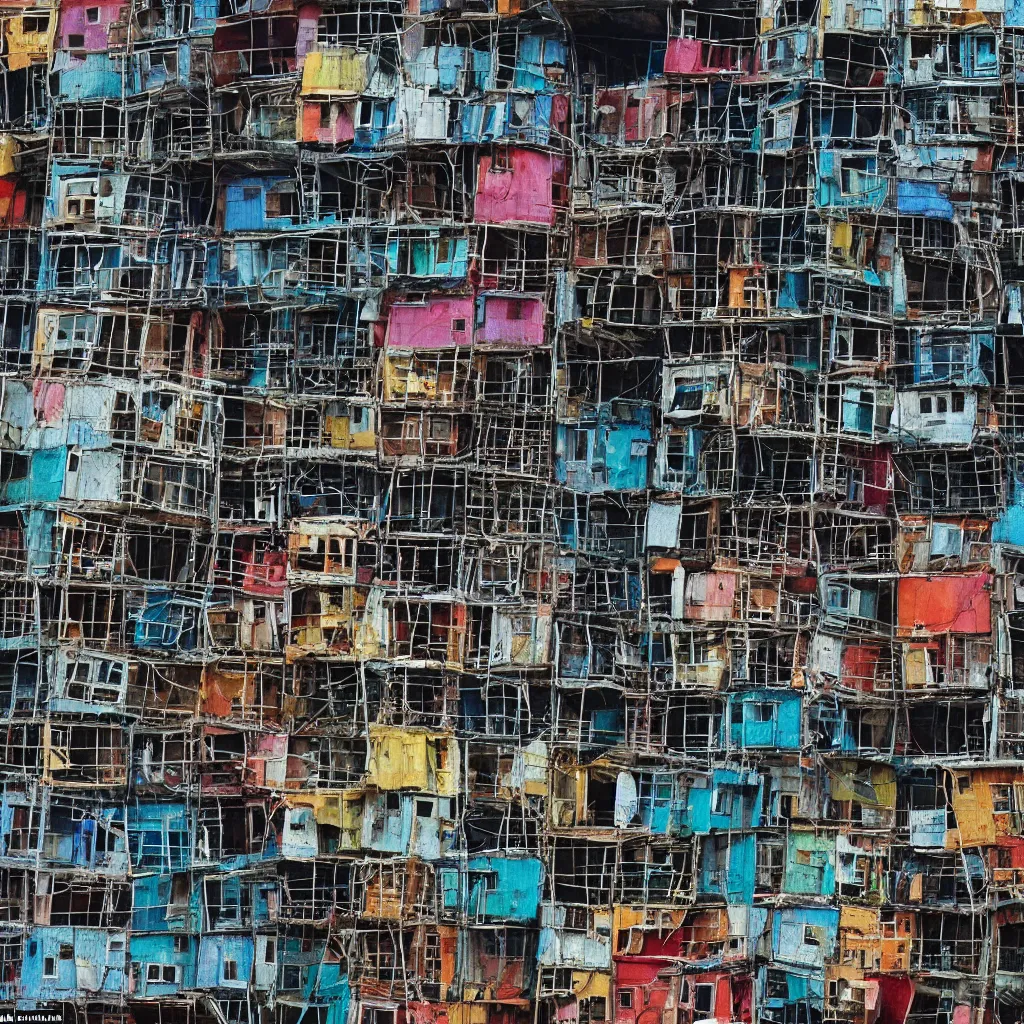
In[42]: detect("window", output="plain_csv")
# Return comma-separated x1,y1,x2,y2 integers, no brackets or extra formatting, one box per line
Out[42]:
846,466,865,503
928,338,968,379
936,395,948,413
694,984,714,1014
147,964,178,983
223,959,238,981
619,991,633,1009
919,396,932,414
748,702,775,722
22,15,49,32
86,7,100,22
416,800,433,818
952,392,965,413
484,930,527,959
67,33,85,48
803,925,821,946
573,429,589,461
712,787,733,815
44,956,57,978
452,318,467,333
992,784,1015,813
173,935,189,953
385,792,401,811
264,939,276,963
266,189,300,220
470,870,499,892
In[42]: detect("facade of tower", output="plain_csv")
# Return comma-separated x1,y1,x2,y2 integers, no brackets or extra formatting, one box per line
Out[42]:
2,1,1024,1023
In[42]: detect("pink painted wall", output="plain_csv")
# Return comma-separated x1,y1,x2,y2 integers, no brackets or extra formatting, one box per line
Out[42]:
60,0,123,50
665,37,741,74
301,101,355,145
476,295,545,346
475,148,560,226
33,380,66,423
387,296,475,349
296,3,321,67
625,89,668,142
685,571,737,622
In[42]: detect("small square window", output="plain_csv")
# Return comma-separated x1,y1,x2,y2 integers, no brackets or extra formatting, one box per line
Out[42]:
712,788,733,815
451,318,467,334
43,956,57,978
173,935,189,953
919,395,932,414
267,188,299,219
416,800,433,818
68,33,85,47
619,991,633,1009
937,395,948,413
952,392,965,413
223,959,238,981
992,784,1014,813
86,7,100,22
